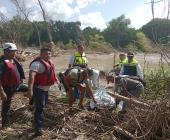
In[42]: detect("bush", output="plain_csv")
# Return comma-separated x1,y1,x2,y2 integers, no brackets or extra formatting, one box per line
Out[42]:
143,65,170,99
136,32,151,52
64,40,76,49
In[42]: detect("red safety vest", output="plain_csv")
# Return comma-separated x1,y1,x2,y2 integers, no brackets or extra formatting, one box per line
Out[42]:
1,59,21,87
31,58,57,86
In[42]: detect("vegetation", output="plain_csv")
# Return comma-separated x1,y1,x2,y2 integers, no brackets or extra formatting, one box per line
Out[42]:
142,18,170,46
0,14,169,51
143,62,170,99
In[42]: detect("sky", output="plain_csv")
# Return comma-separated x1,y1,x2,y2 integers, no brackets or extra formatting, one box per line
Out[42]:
0,0,169,30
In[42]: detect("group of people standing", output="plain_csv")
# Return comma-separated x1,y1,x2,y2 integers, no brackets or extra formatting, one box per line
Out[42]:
0,42,61,136
0,42,100,136
0,42,144,136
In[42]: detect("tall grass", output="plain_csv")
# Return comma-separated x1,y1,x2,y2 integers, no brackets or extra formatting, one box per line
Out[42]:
143,63,170,99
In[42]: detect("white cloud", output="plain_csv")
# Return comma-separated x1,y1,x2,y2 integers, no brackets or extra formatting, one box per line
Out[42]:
24,0,107,25
44,0,77,20
79,12,106,29
127,5,151,29
127,1,169,29
0,6,7,14
24,0,77,21
30,10,43,21
75,0,106,9
2,0,107,29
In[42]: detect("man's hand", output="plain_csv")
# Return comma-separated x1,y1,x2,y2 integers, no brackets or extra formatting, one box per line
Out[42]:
0,91,7,101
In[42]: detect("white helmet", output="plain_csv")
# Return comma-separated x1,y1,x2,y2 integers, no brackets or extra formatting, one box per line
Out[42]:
3,42,18,51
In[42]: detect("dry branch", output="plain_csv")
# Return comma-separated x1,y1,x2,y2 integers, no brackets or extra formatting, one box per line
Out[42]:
113,126,135,139
107,91,150,108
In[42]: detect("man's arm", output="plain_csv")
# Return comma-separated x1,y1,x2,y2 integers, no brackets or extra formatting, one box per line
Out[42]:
63,76,73,92
0,62,7,100
85,81,96,103
68,54,74,68
119,65,124,75
0,82,7,101
137,64,143,80
26,71,37,99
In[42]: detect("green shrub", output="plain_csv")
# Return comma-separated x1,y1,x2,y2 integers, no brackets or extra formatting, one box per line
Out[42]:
143,65,170,99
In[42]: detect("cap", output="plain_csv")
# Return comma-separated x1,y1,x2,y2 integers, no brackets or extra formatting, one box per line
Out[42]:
127,52,134,57
3,42,18,51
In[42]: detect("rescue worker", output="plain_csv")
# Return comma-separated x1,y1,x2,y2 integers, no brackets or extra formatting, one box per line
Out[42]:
0,42,25,128
113,53,127,69
68,43,88,68
26,47,60,136
118,52,144,112
120,52,143,80
63,68,96,112
112,53,127,76
106,75,144,112
68,43,88,99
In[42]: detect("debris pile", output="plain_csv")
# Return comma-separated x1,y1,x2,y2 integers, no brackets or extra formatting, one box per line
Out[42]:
0,91,169,140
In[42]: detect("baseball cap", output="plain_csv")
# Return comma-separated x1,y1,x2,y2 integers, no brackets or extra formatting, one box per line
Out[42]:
3,42,18,51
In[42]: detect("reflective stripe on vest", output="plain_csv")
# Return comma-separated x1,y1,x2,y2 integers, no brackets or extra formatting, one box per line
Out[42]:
73,52,87,66
1,59,20,87
31,58,56,86
123,58,138,65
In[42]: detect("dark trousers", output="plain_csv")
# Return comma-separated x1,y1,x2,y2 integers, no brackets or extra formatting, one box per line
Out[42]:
1,88,15,126
33,87,48,131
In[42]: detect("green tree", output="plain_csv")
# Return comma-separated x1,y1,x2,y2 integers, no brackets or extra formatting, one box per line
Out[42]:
0,15,33,46
142,18,170,45
51,21,84,45
102,14,137,48
83,27,101,44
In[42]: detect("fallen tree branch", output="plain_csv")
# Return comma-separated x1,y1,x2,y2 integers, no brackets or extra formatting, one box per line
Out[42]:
107,91,150,108
113,125,135,139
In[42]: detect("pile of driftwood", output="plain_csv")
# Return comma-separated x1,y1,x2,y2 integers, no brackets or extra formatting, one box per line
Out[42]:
50,92,169,140
0,91,169,140
15,46,61,62
15,50,38,62
35,92,168,140
108,92,170,140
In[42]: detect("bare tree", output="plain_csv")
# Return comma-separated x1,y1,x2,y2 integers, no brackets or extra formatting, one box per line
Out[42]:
0,12,18,43
11,0,42,47
37,0,53,44
145,0,164,20
167,0,170,19
151,0,155,20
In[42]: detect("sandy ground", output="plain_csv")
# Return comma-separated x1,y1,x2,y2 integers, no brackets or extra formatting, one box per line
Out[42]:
23,51,163,77
20,51,164,83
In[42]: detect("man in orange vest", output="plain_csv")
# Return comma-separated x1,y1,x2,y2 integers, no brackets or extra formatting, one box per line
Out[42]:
26,48,60,136
0,42,25,128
